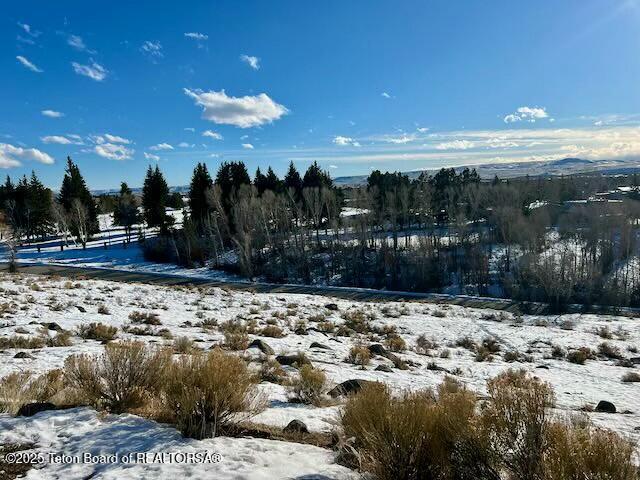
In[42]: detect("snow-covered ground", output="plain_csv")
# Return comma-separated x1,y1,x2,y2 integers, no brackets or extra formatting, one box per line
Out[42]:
0,272,639,478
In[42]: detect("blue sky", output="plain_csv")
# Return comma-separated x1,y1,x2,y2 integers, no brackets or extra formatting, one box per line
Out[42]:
3,0,640,190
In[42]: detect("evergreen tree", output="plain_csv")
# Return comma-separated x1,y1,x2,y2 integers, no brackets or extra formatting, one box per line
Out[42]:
303,161,333,189
27,171,53,239
264,167,282,193
254,167,268,194
189,162,213,227
284,161,303,200
113,182,140,241
58,157,99,234
214,161,251,215
142,165,170,229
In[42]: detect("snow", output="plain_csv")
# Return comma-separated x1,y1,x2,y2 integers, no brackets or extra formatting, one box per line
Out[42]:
0,408,355,479
1,272,639,477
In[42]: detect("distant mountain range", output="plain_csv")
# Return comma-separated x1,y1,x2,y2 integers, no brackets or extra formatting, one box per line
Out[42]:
91,157,640,194
332,157,640,186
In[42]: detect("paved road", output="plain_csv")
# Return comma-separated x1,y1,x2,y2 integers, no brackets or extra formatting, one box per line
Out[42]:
1,261,636,317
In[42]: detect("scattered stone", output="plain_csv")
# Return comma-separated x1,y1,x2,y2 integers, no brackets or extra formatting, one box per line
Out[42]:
368,344,387,356
595,400,616,414
16,402,57,417
310,342,331,350
629,357,640,365
375,365,393,373
44,322,62,331
75,305,86,313
328,379,376,398
13,352,33,359
283,419,308,434
324,303,339,311
248,339,275,356
536,365,549,370
276,355,311,367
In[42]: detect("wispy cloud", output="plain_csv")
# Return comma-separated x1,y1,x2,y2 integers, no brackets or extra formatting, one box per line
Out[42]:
381,92,391,99
67,34,95,54
184,32,208,41
202,130,223,140
41,135,83,145
241,143,254,149
16,56,43,73
144,152,160,161
435,140,475,150
141,40,163,60
184,88,288,128
240,54,260,70
149,142,174,151
41,109,64,118
17,22,40,38
72,61,107,81
0,143,53,168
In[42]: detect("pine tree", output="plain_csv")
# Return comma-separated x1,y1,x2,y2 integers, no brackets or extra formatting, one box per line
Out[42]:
113,182,140,241
214,161,251,216
284,161,303,200
142,165,170,229
254,167,268,194
264,167,282,193
303,161,333,189
27,171,53,240
189,163,213,228
58,157,99,235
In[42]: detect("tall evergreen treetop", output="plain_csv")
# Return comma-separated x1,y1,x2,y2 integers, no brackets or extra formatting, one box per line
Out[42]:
189,162,213,226
58,157,99,234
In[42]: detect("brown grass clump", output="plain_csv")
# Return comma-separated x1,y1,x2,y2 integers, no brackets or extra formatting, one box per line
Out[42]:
415,335,438,354
172,336,195,354
289,364,327,406
340,377,496,480
64,341,169,413
0,370,64,415
259,358,288,384
566,347,595,365
162,348,263,438
97,304,110,315
481,369,555,480
597,342,622,360
341,309,372,333
543,417,637,480
0,335,46,349
259,325,285,338
128,311,161,325
224,331,249,350
384,335,406,353
621,371,640,383
346,345,371,368
77,322,117,342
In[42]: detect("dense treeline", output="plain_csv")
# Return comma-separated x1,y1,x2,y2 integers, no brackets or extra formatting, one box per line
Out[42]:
2,155,640,309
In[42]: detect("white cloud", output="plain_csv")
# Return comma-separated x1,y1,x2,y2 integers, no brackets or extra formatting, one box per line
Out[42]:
383,134,416,144
333,136,361,147
435,140,475,150
17,22,40,37
329,165,338,169
144,152,160,161
149,143,173,151
0,143,54,168
184,127,195,132
504,106,549,123
41,135,73,145
178,142,194,148
241,143,254,149
141,40,163,59
16,55,42,73
41,110,64,118
381,92,391,99
72,61,107,81
240,54,260,70
67,34,95,53
184,88,288,128
202,130,223,140
417,127,429,133
184,32,208,41
95,143,134,161
92,134,130,145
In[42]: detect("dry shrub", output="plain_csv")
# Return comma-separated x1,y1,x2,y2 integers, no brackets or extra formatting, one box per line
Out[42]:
340,378,497,480
455,336,477,351
128,311,161,325
173,336,195,354
64,341,168,413
385,335,406,352
415,334,438,354
0,370,64,415
289,364,327,406
78,322,117,342
598,342,622,360
259,358,288,384
0,335,46,349
162,348,263,438
97,304,110,315
621,371,640,383
346,345,371,368
317,320,335,333
567,347,595,365
481,369,555,480
543,417,637,480
224,331,249,350
259,325,285,338
341,309,372,333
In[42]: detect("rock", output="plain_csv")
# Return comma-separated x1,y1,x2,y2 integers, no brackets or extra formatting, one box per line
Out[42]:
324,303,339,311
595,400,616,413
283,419,308,434
310,342,331,350
13,352,33,359
328,379,376,398
45,322,62,331
249,339,274,356
629,357,640,365
368,344,388,356
17,402,57,417
75,305,86,313
536,365,550,370
276,354,311,367
375,365,393,373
